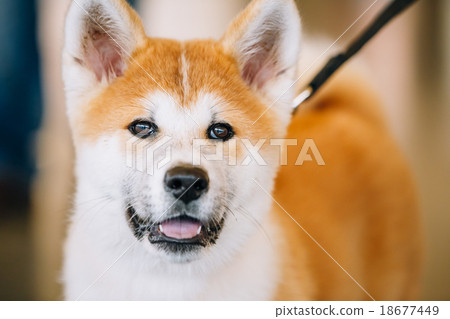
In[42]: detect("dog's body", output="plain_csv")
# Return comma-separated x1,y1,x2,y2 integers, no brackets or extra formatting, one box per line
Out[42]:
62,0,421,300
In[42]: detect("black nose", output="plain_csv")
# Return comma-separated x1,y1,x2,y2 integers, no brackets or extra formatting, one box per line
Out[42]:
164,166,209,204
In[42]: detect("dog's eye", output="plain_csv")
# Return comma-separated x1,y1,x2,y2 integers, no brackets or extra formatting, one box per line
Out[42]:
128,120,158,138
207,123,234,141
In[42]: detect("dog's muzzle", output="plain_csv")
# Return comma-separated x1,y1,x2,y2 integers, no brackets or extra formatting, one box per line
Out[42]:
126,165,224,254
126,206,224,254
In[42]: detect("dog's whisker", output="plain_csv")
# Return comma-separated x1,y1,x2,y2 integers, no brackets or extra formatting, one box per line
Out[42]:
235,206,274,249
76,198,116,231
75,195,113,208
74,200,111,223
222,203,238,222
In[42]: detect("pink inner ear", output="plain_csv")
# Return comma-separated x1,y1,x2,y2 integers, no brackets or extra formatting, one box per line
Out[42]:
240,29,279,89
85,31,125,82
242,54,277,89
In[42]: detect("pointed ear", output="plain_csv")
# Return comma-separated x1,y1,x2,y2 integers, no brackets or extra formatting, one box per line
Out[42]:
63,0,146,93
221,0,301,98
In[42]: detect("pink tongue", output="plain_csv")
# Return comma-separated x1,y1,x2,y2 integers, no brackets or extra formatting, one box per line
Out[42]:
160,218,201,239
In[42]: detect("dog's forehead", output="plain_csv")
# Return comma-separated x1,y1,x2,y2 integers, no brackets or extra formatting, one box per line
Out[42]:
133,39,252,134
144,92,218,135
78,38,272,141
130,38,245,107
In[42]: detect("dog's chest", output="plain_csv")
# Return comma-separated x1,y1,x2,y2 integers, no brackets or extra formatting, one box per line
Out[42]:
115,234,279,300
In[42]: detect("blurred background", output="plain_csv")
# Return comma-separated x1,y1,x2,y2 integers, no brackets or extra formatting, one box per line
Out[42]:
0,0,448,300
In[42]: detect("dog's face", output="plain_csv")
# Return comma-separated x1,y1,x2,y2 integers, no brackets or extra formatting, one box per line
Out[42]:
63,0,300,264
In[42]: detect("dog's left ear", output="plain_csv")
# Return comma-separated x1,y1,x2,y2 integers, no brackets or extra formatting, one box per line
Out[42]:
221,0,301,102
63,0,146,102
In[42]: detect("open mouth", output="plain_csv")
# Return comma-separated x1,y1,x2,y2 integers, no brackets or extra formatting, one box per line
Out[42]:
126,206,224,253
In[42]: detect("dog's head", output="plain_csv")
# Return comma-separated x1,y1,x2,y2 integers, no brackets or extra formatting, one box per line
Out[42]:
63,0,301,264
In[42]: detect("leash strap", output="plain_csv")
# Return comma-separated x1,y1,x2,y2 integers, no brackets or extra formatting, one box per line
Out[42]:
292,0,419,114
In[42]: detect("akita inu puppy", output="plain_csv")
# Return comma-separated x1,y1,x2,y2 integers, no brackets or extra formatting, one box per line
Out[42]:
62,0,421,300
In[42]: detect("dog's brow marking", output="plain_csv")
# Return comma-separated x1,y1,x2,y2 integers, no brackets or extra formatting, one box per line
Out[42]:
252,178,376,301
180,44,190,106
72,0,200,128
251,0,379,126
74,178,200,300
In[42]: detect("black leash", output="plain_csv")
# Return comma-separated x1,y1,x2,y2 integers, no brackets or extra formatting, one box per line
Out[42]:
292,0,419,114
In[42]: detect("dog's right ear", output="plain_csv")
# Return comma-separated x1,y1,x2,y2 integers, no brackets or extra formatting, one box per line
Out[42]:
63,0,146,102
221,0,301,96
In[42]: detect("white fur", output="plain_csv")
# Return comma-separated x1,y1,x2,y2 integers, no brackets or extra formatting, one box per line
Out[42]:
180,44,190,104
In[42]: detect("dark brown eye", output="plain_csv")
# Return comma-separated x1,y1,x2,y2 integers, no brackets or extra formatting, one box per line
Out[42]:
207,123,234,141
128,120,158,138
